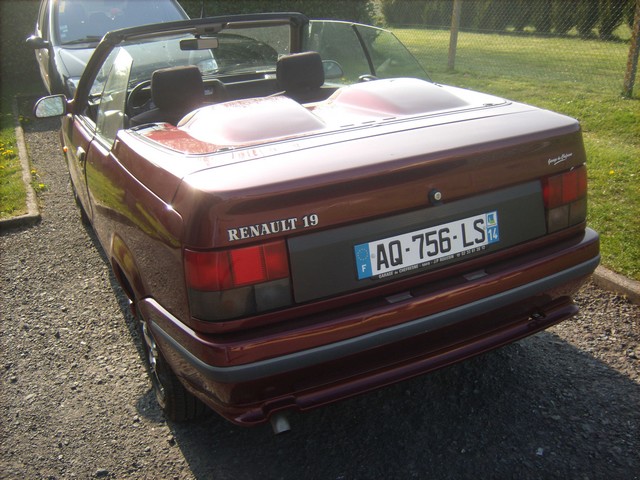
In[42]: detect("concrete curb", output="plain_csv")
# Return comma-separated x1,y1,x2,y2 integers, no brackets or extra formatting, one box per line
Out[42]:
1,97,638,308
0,97,40,231
592,265,640,306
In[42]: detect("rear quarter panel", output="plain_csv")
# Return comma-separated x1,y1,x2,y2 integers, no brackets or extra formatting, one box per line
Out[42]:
84,136,188,320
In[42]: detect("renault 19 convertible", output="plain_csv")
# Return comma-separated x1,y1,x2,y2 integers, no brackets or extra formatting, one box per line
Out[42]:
34,13,600,432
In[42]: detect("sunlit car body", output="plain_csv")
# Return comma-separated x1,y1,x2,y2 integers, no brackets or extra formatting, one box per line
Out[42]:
26,0,188,96
34,13,599,431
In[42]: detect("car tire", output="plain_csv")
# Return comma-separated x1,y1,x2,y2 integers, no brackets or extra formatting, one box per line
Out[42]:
138,311,208,422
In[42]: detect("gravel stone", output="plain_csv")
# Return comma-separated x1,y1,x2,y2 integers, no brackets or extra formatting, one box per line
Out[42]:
1,97,638,479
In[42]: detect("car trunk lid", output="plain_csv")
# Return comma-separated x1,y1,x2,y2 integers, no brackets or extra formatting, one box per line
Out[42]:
173,105,585,249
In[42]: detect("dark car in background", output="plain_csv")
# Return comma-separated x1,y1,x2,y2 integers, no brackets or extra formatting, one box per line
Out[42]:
26,0,188,97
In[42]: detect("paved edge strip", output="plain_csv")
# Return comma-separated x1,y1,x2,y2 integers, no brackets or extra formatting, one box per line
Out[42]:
0,96,41,231
593,265,640,306
1,97,638,307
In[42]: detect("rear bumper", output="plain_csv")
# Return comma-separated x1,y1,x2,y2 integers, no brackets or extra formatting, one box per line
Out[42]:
141,228,599,425
153,255,598,384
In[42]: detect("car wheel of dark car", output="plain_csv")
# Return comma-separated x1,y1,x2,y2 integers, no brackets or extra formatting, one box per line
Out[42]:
138,312,207,422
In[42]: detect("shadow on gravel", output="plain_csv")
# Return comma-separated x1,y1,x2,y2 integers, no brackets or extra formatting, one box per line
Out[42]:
166,334,639,479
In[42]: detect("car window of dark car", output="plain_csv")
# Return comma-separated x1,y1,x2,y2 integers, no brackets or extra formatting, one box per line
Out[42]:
56,0,186,45
57,0,89,44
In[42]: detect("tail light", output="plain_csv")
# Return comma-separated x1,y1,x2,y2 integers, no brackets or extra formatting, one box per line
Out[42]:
184,240,292,321
542,165,588,233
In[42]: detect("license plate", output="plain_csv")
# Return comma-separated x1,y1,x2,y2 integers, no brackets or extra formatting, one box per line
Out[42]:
354,211,499,280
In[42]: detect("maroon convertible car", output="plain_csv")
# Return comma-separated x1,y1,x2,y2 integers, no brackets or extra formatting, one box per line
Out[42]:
34,13,599,432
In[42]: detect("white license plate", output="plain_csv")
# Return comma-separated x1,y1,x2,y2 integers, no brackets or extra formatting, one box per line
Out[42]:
354,211,499,280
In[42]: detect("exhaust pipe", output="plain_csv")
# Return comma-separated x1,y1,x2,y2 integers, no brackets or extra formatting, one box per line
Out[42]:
270,412,291,434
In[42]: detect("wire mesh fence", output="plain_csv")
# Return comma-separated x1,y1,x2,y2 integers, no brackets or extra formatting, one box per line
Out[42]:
377,1,640,281
378,0,639,97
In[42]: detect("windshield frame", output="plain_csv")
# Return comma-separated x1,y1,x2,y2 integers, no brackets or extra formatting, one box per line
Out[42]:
72,13,309,110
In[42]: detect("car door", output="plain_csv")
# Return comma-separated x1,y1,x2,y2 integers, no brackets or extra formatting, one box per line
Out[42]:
63,111,95,220
66,47,128,229
79,47,133,247
33,0,53,92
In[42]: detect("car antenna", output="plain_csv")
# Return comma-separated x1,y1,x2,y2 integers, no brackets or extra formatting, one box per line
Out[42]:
200,0,206,18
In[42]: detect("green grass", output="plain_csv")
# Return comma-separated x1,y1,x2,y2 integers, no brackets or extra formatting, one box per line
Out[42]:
395,28,640,280
0,97,27,219
1,79,45,220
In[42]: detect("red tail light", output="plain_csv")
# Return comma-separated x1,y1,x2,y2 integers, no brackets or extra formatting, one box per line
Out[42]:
542,166,588,232
184,240,292,321
185,241,289,291
543,166,587,209
184,249,231,291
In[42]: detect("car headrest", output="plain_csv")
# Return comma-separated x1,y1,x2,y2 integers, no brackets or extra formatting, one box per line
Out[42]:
276,52,325,93
151,65,204,112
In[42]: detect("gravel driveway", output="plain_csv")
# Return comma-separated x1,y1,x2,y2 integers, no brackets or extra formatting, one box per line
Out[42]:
1,101,639,479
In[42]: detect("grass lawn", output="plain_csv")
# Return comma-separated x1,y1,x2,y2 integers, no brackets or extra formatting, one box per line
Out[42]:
1,79,45,220
395,28,640,281
0,94,27,219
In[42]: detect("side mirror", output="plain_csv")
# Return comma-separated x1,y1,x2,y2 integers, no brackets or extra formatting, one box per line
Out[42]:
26,35,50,49
33,95,67,118
322,60,344,80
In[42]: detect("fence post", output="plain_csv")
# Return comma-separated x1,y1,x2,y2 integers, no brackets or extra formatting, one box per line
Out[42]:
448,0,462,71
623,0,640,97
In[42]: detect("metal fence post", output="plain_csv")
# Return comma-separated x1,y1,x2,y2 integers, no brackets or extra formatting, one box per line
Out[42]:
448,0,463,71
623,0,640,97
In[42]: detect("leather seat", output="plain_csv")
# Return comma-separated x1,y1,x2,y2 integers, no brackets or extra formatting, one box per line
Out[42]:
130,65,205,127
276,51,334,103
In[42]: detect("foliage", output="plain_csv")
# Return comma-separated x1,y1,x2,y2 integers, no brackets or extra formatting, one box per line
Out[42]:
380,0,425,25
577,0,601,36
178,0,375,23
0,1,42,90
598,0,628,39
382,0,634,41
